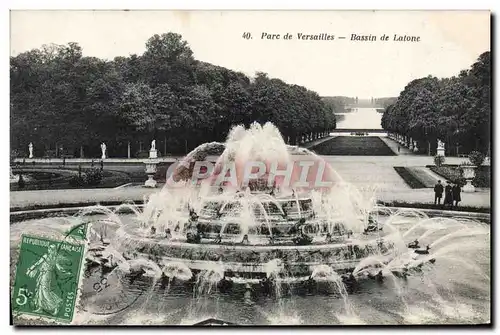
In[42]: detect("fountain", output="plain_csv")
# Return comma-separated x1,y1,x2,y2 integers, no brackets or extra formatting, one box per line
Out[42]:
10,122,490,325
112,122,397,283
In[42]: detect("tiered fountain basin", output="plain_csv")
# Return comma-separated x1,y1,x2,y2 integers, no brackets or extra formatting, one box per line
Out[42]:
10,122,491,325
115,226,394,280
110,193,393,282
11,205,491,325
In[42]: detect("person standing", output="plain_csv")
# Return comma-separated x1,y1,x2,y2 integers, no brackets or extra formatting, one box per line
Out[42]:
433,180,444,205
444,181,453,207
452,183,462,207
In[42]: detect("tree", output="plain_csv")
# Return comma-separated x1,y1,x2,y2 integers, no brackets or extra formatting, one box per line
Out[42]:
11,33,345,156
381,52,491,155
142,33,196,90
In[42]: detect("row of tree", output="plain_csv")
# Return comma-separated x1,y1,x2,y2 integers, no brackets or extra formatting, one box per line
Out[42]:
374,97,397,108
11,33,342,158
381,52,491,156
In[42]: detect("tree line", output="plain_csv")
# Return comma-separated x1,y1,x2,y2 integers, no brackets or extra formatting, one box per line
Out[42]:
381,52,490,156
10,32,342,158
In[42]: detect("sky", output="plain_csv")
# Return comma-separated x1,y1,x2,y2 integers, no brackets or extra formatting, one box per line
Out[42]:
10,10,490,98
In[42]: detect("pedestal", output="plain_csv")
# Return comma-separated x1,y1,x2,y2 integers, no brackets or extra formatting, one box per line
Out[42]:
463,181,475,193
437,140,445,157
145,175,157,188
149,149,158,159
413,144,418,152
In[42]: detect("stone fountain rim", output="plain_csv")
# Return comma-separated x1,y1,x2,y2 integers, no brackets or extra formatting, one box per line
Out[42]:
115,225,391,251
10,203,491,224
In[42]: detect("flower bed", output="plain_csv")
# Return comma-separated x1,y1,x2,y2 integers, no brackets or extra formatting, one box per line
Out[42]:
393,167,426,189
406,167,438,188
10,167,133,191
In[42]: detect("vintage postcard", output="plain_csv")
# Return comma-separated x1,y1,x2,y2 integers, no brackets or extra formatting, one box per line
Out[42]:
9,10,491,326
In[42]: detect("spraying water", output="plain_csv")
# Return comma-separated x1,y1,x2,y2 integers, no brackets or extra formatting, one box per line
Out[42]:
9,122,490,325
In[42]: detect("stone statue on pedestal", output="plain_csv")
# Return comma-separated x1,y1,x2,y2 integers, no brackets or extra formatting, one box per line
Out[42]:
145,139,159,187
28,142,33,159
101,142,107,159
149,139,158,159
437,139,445,157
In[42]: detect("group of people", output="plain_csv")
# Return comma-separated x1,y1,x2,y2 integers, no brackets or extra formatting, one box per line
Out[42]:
433,180,462,207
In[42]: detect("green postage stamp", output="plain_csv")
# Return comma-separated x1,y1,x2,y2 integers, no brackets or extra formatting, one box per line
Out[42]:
12,234,86,323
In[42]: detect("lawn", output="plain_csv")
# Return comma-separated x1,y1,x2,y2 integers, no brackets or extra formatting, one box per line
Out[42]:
392,167,439,189
312,136,396,156
10,162,174,191
404,167,437,188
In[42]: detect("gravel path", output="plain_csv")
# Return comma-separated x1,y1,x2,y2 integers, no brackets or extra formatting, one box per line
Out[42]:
10,185,490,211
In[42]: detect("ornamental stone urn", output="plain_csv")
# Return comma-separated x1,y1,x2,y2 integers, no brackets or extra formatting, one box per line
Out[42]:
462,164,476,193
144,142,159,188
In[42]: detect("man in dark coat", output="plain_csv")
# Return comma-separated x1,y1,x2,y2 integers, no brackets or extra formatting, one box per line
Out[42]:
433,180,444,205
444,181,453,207
452,183,462,207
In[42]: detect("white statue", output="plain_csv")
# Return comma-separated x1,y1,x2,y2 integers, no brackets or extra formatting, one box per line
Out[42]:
149,139,158,159
437,139,445,157
437,139,445,150
28,142,33,159
100,142,107,159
